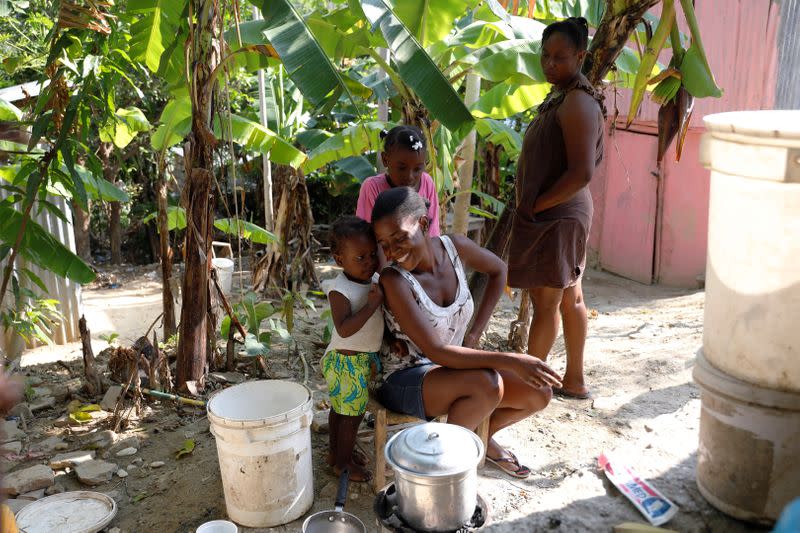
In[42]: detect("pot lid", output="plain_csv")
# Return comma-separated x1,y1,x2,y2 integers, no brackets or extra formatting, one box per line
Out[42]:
386,422,482,476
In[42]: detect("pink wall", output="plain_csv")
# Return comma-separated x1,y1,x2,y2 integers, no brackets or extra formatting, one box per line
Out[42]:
588,0,782,287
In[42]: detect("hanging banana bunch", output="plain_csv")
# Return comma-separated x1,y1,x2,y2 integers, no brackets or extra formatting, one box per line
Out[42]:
628,0,721,162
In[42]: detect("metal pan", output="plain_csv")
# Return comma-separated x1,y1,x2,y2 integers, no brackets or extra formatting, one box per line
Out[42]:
302,469,367,533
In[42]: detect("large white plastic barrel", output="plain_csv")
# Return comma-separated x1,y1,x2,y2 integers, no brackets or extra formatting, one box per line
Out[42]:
207,380,314,527
701,110,800,393
696,110,800,523
211,257,234,296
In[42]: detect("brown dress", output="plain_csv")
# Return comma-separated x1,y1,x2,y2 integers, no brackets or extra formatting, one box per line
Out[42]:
508,75,605,289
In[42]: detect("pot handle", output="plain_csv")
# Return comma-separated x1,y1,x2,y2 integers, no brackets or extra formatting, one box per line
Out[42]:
334,468,350,512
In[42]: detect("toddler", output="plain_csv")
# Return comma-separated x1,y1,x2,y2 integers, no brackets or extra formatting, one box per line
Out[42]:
321,216,384,482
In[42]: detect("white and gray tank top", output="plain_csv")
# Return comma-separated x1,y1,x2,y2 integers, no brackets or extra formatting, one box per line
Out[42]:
382,236,475,378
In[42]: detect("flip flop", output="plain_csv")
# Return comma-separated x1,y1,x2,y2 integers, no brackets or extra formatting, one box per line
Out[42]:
552,387,592,400
486,450,531,479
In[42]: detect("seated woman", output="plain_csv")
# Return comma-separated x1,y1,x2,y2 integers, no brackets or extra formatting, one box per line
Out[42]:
372,187,561,478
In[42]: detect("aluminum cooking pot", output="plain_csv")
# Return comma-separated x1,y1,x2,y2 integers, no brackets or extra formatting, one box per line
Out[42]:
302,470,366,533
385,422,484,532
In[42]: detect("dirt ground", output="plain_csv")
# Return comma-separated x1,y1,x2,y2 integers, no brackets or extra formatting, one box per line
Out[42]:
6,263,767,533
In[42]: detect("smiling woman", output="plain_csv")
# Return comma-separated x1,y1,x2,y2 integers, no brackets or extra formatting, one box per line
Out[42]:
370,187,561,479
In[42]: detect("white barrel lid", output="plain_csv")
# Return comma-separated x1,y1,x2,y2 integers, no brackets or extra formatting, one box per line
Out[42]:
15,491,117,533
704,110,800,141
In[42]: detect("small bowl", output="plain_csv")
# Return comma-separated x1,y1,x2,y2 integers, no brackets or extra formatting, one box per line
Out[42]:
196,520,238,533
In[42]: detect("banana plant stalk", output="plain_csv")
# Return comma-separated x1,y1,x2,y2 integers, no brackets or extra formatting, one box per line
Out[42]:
627,0,675,127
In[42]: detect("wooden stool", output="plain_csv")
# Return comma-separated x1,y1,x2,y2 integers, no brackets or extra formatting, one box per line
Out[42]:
365,396,490,491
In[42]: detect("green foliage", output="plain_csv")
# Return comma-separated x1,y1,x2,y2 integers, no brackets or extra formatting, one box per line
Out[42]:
0,272,63,346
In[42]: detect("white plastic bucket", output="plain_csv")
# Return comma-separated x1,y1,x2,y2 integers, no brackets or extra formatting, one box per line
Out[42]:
212,257,234,296
207,380,314,527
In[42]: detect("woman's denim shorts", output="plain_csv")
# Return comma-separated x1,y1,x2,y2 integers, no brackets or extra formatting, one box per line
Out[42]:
376,364,437,420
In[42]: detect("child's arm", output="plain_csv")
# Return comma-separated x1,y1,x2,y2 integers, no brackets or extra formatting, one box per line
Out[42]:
328,285,384,338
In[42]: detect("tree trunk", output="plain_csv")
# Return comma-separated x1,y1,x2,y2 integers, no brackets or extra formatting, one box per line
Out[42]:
175,0,220,391
157,167,176,339
253,165,317,293
583,0,661,86
98,143,122,264
452,73,481,236
72,200,92,261
79,315,102,397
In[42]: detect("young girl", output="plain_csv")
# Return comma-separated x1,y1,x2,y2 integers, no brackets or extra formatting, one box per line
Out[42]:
321,216,384,482
356,125,441,237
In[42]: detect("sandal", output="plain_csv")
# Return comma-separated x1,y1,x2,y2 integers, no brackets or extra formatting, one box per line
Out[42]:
486,450,531,479
552,386,591,400
333,463,372,483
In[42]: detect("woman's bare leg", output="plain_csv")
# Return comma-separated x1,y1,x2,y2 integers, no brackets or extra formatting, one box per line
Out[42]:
559,280,589,395
422,367,502,430
486,370,551,458
529,287,564,361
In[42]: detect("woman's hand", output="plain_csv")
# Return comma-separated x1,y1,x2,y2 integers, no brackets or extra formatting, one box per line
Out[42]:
508,354,562,389
462,330,481,349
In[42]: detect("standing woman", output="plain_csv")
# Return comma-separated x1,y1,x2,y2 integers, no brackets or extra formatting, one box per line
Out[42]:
508,17,606,399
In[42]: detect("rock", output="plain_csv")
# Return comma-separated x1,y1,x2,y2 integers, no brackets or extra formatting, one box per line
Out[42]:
30,395,57,412
591,397,621,412
75,460,117,486
5,498,32,514
1,465,54,495
644,423,654,433
127,464,138,471
108,436,139,456
311,411,329,434
208,372,245,384
115,447,138,457
0,440,22,454
49,450,95,469
116,469,128,478
150,461,165,468
54,442,69,451
30,435,65,453
109,528,122,533
45,483,66,495
18,488,46,501
1,419,25,443
130,457,144,466
100,386,123,411
8,403,33,420
85,429,116,449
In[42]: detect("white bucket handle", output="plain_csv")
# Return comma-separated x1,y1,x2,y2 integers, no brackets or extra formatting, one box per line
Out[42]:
212,241,233,260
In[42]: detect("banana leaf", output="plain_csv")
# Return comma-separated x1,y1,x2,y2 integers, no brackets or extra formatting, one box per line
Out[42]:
127,0,186,73
387,0,481,47
0,204,95,284
257,0,355,109
303,121,387,173
361,0,474,132
471,82,550,119
213,218,276,245
150,93,191,151
0,98,22,121
475,118,522,157
680,43,723,98
213,114,306,169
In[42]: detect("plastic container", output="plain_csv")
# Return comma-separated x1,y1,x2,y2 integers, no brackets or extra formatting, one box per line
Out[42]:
212,257,234,296
207,380,314,527
700,110,800,393
694,350,800,524
196,520,238,533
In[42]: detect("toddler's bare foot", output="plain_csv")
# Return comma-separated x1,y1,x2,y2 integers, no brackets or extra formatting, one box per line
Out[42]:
333,462,372,483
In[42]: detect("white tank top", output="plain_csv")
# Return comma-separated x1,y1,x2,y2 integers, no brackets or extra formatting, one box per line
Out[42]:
383,236,474,377
323,272,384,353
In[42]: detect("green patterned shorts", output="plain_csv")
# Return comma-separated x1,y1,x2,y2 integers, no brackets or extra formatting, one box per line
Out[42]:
322,350,380,416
